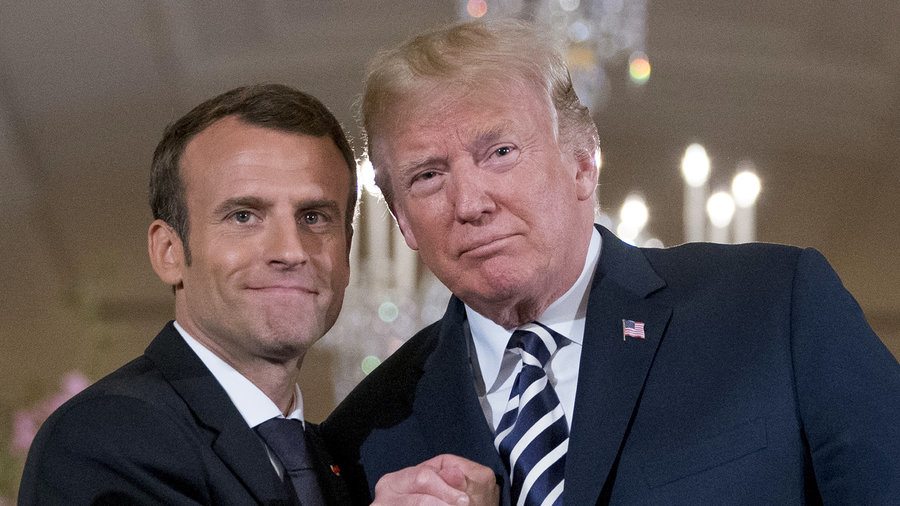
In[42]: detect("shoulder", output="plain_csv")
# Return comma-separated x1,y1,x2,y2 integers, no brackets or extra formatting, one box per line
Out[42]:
20,357,207,503
339,319,441,410
321,319,441,447
638,242,812,298
643,241,804,276
328,320,440,408
29,385,199,457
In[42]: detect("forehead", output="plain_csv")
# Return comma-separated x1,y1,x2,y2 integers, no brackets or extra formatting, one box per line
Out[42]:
371,80,557,157
181,117,350,204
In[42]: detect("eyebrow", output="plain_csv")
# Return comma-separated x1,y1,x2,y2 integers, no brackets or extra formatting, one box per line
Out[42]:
213,197,342,218
466,121,515,151
396,155,447,182
213,196,270,216
393,121,518,179
297,199,342,218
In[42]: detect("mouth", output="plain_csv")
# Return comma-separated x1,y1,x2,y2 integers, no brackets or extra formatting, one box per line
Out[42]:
459,234,516,258
247,285,319,296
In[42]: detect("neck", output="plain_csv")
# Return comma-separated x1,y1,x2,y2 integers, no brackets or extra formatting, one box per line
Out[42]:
473,297,552,330
240,361,303,415
179,321,306,415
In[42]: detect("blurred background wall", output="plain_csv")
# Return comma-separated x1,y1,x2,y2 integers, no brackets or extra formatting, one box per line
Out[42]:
1,1,898,498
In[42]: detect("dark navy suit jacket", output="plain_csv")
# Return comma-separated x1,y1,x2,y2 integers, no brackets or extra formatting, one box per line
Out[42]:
20,323,350,505
322,226,900,504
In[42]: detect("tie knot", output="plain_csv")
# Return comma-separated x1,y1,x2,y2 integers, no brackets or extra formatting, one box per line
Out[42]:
255,417,314,472
509,322,566,369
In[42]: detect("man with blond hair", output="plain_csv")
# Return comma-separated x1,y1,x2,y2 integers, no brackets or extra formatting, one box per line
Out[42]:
323,19,900,505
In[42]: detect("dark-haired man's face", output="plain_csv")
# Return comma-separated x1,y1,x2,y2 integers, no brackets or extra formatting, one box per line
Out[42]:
162,117,351,371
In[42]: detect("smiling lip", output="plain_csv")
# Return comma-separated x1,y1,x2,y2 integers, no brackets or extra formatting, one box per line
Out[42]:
247,285,318,295
459,234,516,258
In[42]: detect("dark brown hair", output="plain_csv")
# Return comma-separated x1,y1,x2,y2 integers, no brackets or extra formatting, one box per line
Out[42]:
150,84,357,262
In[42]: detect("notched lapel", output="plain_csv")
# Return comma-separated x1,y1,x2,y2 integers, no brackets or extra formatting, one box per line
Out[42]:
414,298,510,497
564,228,672,505
213,423,295,505
305,424,353,506
145,324,295,505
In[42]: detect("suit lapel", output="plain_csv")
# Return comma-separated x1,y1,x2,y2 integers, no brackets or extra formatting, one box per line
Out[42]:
564,227,672,505
304,423,352,506
413,298,511,500
144,324,295,505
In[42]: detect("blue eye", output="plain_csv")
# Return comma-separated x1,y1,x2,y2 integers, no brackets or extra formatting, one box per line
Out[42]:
233,211,252,223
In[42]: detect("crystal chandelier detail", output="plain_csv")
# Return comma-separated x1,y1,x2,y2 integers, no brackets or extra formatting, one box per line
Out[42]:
461,0,650,110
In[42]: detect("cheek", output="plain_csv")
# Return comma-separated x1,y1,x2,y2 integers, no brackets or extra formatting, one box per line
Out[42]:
213,248,251,280
408,201,449,239
319,242,351,286
331,258,351,288
220,247,245,264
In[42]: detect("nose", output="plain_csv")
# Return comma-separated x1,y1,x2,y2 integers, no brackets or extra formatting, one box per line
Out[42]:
450,167,496,223
266,216,309,269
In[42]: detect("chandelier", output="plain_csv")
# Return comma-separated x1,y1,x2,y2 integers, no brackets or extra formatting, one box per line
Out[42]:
461,0,650,110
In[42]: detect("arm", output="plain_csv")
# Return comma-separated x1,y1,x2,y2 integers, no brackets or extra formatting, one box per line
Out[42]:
790,248,900,501
372,454,499,506
19,394,208,505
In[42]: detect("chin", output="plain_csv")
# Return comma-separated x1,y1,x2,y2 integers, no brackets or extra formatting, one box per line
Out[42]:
259,337,310,362
260,322,319,347
461,276,533,307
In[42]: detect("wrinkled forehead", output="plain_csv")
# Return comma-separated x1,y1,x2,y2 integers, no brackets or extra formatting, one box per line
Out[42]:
365,76,556,160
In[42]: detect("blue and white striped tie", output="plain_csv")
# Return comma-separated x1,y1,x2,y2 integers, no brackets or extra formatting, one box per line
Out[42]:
495,322,569,506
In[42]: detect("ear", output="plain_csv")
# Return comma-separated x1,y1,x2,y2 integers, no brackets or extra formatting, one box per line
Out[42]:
391,204,419,251
573,147,600,201
148,219,186,287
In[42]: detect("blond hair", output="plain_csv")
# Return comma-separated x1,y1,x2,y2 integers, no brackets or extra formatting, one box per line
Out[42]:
362,19,598,206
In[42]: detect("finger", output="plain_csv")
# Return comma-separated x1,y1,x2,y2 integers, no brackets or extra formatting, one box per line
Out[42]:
428,454,501,506
374,465,470,504
372,493,469,506
431,454,498,487
437,465,467,490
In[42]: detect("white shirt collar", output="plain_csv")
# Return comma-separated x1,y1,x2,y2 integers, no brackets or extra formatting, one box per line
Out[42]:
466,227,602,390
173,321,304,428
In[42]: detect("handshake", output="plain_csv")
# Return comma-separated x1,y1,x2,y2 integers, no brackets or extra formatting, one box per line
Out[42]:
373,454,499,506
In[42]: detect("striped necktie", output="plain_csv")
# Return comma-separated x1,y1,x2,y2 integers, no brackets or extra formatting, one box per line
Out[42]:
494,322,569,506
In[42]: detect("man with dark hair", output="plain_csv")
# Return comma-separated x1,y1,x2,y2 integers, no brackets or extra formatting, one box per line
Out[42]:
323,20,900,505
20,84,356,504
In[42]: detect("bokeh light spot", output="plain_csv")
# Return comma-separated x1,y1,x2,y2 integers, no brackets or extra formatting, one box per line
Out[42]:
628,52,651,84
361,355,381,375
466,0,488,18
378,301,399,323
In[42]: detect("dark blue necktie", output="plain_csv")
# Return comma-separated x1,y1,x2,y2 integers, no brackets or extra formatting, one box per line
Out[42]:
494,322,569,506
255,418,326,506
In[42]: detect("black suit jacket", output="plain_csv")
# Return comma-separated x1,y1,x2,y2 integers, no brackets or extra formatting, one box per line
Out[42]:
19,322,350,505
322,225,900,504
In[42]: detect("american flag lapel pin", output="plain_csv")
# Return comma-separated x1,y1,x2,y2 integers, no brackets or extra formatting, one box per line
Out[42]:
622,319,646,341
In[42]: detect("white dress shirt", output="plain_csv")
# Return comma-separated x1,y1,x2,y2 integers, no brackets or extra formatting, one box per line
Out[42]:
467,228,602,432
174,321,303,477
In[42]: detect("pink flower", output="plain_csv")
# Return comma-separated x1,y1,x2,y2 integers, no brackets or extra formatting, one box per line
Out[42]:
11,409,38,455
60,371,90,396
8,370,90,456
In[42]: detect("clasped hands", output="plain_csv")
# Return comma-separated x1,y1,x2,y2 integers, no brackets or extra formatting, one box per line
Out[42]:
371,454,500,506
